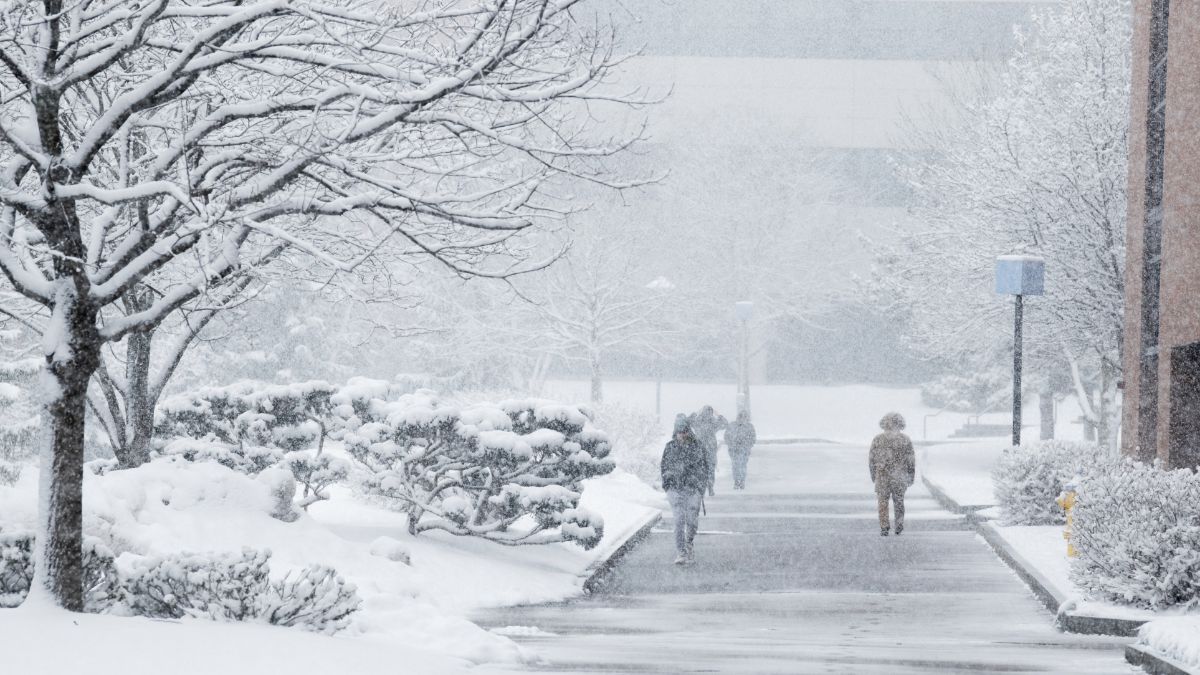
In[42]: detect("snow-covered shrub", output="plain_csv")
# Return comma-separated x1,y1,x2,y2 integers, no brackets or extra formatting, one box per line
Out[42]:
258,564,361,633
592,404,664,486
119,548,271,621
921,368,1012,413
160,437,285,476
283,451,350,510
0,532,118,611
157,381,338,456
257,467,301,522
0,530,32,608
118,548,359,631
156,379,391,508
992,440,1099,525
1071,459,1200,610
346,391,614,548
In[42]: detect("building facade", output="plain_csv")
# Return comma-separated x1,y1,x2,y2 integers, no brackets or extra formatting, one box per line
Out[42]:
1122,0,1200,468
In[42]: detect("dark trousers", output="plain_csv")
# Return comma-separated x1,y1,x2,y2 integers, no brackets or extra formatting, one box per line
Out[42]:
875,480,907,531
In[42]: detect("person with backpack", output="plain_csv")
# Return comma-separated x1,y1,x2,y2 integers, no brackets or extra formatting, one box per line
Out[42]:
725,409,757,490
661,415,710,565
689,405,727,497
869,412,916,536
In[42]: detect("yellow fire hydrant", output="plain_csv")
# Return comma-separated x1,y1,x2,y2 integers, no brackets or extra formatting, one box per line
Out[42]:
1056,483,1078,558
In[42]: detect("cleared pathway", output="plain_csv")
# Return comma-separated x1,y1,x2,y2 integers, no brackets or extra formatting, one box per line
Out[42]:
477,443,1135,674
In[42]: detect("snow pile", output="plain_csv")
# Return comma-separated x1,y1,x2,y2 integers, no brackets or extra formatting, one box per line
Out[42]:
345,392,615,548
1137,617,1200,670
992,440,1098,525
1072,458,1200,610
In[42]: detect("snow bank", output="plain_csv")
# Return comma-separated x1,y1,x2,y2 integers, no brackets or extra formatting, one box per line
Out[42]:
0,604,472,675
0,454,660,670
1138,617,1200,671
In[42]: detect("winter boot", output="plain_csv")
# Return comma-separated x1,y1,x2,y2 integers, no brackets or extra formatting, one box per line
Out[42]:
880,528,889,537
673,553,687,565
894,524,904,536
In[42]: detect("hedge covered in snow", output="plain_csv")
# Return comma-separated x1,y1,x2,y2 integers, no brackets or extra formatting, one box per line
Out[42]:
0,537,359,632
345,392,614,548
1071,459,1200,610
992,440,1099,525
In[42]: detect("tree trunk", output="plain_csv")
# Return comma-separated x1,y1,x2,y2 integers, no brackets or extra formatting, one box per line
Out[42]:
1039,386,1056,440
120,329,155,468
589,356,602,404
41,296,101,612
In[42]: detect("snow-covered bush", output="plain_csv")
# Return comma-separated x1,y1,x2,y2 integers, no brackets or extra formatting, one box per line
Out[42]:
120,548,271,621
283,451,351,510
157,380,339,452
118,548,360,632
593,404,664,487
0,530,32,608
259,564,361,633
1071,459,1200,610
346,392,614,548
155,379,392,508
0,532,118,611
992,440,1099,525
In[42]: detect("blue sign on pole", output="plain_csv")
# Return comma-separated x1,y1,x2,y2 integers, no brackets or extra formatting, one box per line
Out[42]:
995,255,1045,296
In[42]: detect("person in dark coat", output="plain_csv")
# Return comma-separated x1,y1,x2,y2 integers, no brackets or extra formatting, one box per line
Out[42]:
689,405,727,496
869,412,916,536
725,410,757,490
661,415,710,564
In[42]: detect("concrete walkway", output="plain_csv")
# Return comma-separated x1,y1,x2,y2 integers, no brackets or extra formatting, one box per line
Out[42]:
477,444,1135,674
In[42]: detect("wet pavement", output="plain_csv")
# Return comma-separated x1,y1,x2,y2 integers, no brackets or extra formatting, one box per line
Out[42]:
476,443,1135,674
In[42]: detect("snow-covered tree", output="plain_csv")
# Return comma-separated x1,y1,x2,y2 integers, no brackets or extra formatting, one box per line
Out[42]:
870,0,1131,447
0,0,641,609
345,391,613,548
518,223,679,403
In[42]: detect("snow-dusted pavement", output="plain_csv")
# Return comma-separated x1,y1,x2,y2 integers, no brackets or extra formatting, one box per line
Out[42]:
477,443,1135,674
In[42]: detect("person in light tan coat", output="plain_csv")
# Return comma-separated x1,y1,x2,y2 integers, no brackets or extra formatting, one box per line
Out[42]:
869,412,915,536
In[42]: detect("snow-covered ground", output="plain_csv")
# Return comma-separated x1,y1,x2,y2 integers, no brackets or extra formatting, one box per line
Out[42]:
546,379,1091,444
1138,617,1200,672
0,456,664,673
920,441,1002,510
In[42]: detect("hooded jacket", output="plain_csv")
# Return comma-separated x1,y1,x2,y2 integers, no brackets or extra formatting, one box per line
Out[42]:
661,432,710,493
869,430,915,486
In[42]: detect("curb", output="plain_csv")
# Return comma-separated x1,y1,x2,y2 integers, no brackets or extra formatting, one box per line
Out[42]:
920,473,990,520
1126,645,1200,675
922,471,1149,638
976,521,1145,637
581,509,662,595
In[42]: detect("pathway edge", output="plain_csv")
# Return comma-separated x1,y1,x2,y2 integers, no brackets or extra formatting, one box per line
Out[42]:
1125,645,1200,675
581,508,662,595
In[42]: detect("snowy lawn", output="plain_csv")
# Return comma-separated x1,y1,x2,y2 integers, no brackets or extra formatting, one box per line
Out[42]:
545,379,1092,445
1137,617,1200,672
920,441,1003,509
0,460,664,673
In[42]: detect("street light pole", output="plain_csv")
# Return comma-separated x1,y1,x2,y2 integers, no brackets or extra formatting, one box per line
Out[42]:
735,301,754,416
1012,293,1024,447
995,255,1044,447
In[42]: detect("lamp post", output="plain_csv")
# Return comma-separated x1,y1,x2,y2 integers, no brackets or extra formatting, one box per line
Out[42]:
995,255,1045,447
735,300,754,416
645,276,675,422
